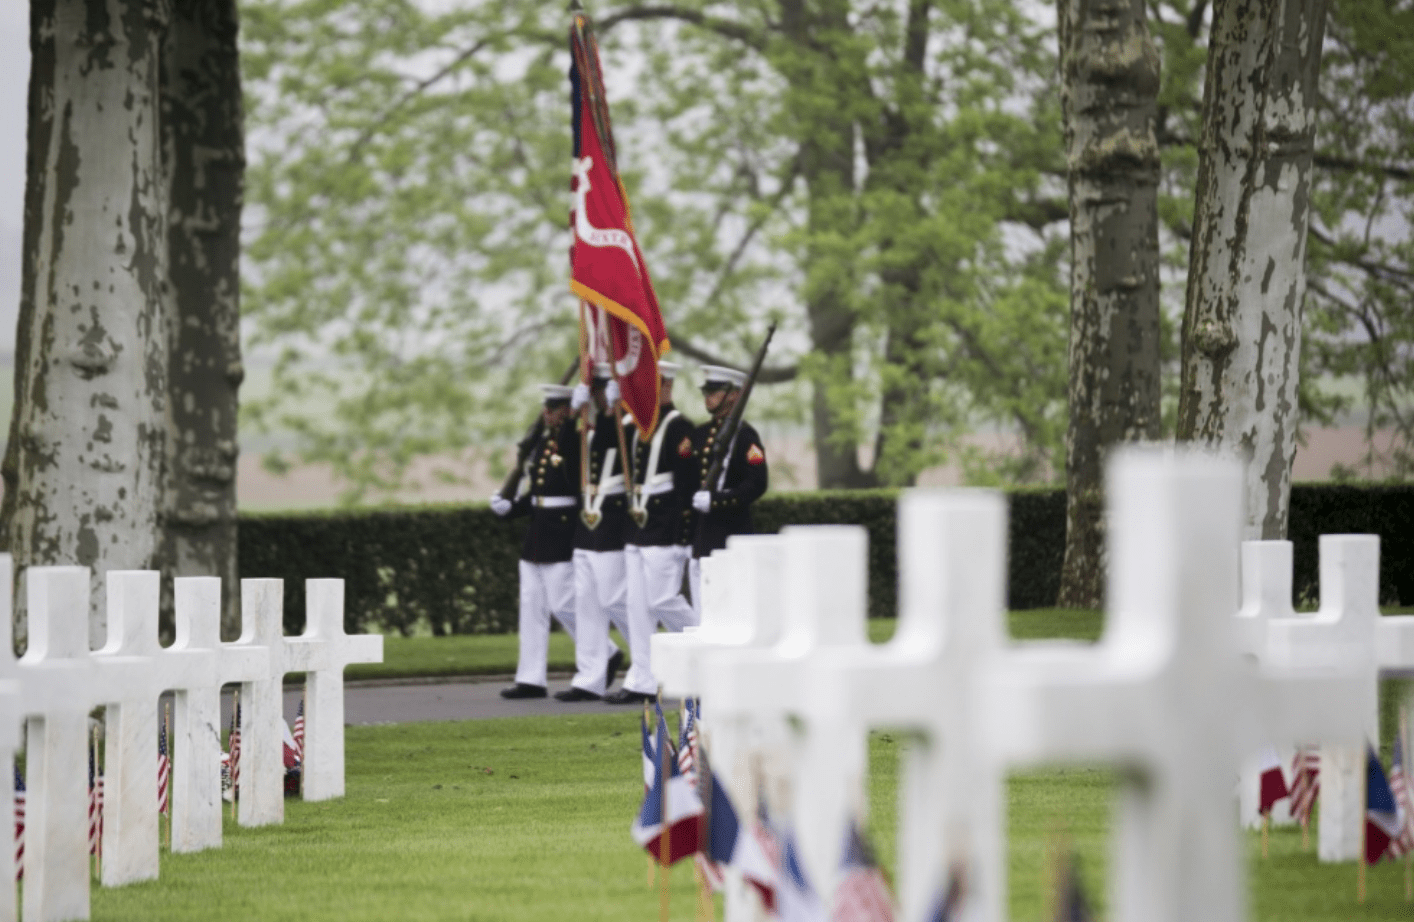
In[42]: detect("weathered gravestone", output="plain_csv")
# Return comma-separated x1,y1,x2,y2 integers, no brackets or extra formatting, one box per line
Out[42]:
1261,534,1414,862
805,490,1006,922
700,526,872,904
984,449,1369,922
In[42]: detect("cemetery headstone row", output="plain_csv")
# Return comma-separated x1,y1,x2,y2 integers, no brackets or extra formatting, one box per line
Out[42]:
0,559,382,922
664,449,1391,922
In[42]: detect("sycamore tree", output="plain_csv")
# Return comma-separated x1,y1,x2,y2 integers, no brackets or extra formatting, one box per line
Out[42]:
239,0,1071,499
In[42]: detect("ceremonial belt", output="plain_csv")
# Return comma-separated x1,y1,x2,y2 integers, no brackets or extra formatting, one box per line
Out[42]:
629,409,680,523
532,496,576,509
583,448,624,523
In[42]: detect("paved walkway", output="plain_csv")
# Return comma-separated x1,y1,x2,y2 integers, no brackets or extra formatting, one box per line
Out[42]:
197,674,652,728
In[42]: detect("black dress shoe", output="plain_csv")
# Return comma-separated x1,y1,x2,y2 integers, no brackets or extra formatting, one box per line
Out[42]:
499,683,547,700
605,649,626,690
604,688,654,705
553,686,603,702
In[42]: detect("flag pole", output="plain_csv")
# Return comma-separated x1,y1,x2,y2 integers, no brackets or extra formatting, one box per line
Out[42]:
644,700,656,889
659,695,672,922
92,723,102,882
1404,706,1412,902
1261,812,1269,859
231,687,240,823
1359,745,1368,905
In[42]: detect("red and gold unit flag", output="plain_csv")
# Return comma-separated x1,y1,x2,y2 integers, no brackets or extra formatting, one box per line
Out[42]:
569,14,669,437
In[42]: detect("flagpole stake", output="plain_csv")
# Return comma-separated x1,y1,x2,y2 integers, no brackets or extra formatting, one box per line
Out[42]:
659,695,671,922
1359,746,1368,905
163,702,171,851
1261,814,1269,859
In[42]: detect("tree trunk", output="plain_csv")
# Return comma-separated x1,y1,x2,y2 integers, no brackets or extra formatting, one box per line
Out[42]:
1177,0,1327,540
1055,0,1163,609
161,0,245,640
0,0,57,589
8,0,170,648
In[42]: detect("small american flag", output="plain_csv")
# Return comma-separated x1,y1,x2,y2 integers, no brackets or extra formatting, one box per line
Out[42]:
831,819,895,922
1288,744,1319,825
229,700,242,793
88,740,104,857
158,718,171,815
1387,726,1414,860
677,698,699,789
14,765,24,882
292,697,305,763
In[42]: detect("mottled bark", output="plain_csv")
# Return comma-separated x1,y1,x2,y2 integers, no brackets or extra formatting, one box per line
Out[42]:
1177,0,1326,540
1056,0,1163,609
0,0,57,586
9,0,170,647
161,0,245,639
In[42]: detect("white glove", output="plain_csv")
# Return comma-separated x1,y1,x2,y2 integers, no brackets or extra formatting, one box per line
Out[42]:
692,490,711,513
604,379,621,406
570,382,591,412
490,494,512,517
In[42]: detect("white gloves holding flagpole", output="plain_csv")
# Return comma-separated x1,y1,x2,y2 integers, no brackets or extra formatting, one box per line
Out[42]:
692,490,711,513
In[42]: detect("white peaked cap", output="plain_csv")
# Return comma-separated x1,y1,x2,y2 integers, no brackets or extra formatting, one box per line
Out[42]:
540,384,574,402
592,361,614,380
658,360,682,380
700,364,747,388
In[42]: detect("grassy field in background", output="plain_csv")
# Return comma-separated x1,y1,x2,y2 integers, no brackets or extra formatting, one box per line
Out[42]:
91,714,1414,922
346,610,1107,681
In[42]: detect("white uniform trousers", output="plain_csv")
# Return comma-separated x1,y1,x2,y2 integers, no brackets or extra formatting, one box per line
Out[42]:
622,543,696,695
689,557,703,621
570,548,627,695
514,559,576,688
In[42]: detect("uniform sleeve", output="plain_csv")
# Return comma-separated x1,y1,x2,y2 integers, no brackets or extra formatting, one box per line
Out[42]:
713,421,767,509
670,415,700,502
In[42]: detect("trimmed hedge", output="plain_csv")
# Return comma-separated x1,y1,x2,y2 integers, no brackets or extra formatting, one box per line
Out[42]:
239,483,1412,635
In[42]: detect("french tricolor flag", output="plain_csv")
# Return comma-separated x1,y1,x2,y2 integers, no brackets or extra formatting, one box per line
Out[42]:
631,709,703,865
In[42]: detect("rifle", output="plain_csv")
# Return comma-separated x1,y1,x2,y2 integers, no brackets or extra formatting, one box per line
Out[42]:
700,322,776,494
497,357,581,501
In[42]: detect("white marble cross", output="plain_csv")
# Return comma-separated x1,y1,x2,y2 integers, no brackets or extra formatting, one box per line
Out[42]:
984,449,1369,922
17,566,99,922
701,525,871,902
286,580,383,801
1260,534,1414,861
657,536,789,922
1234,542,1299,829
806,490,1006,922
91,571,167,887
228,579,382,823
168,577,239,852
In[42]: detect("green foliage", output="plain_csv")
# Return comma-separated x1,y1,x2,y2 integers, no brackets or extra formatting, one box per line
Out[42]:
239,0,1071,499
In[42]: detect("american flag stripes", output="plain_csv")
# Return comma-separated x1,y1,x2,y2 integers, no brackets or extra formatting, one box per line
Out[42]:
832,820,895,922
1287,744,1319,825
158,715,171,815
677,698,699,789
13,765,23,882
88,737,104,858
293,697,305,762
1387,724,1414,860
229,698,242,794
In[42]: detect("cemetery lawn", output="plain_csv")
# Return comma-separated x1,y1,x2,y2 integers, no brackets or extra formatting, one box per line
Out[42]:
92,713,1413,921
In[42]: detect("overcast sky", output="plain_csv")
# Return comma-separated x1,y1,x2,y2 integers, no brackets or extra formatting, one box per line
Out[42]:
0,5,27,356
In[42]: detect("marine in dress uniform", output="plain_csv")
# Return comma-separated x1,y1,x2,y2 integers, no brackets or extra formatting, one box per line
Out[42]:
490,385,582,699
689,365,769,614
554,364,630,701
603,361,698,705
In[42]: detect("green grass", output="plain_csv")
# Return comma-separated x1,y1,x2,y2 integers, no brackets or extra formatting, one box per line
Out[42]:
91,715,1413,921
351,611,1103,682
